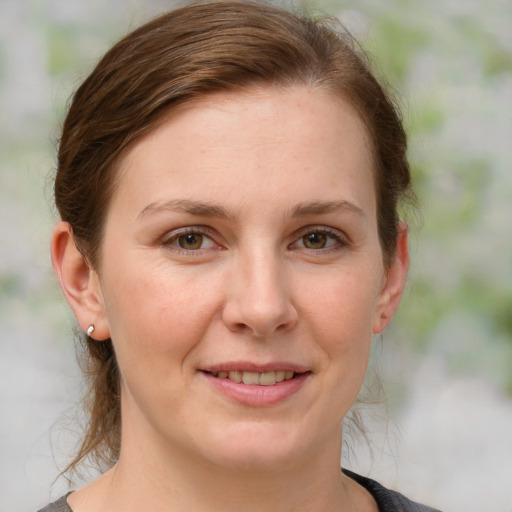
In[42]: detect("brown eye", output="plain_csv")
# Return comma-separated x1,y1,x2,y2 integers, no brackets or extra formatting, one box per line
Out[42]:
178,233,204,250
302,232,327,249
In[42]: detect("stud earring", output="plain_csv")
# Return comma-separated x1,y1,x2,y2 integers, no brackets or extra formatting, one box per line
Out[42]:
87,325,95,336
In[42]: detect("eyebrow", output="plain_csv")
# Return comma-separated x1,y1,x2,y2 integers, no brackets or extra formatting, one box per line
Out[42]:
137,199,233,220
291,200,366,220
137,198,366,221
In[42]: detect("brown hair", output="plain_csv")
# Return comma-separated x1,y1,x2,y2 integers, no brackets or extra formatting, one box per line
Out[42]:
55,0,413,474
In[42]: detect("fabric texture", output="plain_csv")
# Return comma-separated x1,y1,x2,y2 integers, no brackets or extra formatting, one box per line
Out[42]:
37,493,72,512
342,469,442,512
37,471,442,512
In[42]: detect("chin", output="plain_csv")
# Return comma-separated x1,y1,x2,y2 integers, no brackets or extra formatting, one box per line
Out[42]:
196,421,308,471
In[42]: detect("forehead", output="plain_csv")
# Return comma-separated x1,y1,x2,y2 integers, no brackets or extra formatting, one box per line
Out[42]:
113,86,376,221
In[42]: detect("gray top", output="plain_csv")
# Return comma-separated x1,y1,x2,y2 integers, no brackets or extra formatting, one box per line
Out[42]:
37,471,443,512
37,493,72,512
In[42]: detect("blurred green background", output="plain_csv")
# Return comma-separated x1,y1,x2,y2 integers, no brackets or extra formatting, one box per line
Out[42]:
0,1,511,511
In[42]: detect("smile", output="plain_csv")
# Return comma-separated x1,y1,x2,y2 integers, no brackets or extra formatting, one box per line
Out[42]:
200,365,311,406
206,370,296,386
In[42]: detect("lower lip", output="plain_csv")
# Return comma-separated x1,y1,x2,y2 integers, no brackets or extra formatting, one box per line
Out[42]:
201,372,310,407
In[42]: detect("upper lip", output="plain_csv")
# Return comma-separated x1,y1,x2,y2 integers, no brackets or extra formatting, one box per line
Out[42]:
200,361,311,374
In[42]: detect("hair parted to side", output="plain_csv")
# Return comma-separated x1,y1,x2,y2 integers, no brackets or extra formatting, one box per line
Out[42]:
54,0,413,475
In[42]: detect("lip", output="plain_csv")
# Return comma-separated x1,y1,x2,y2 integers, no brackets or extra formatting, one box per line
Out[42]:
199,361,312,407
201,361,310,374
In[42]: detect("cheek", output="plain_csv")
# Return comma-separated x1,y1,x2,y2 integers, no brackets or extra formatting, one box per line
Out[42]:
300,267,381,343
101,259,221,368
301,268,380,393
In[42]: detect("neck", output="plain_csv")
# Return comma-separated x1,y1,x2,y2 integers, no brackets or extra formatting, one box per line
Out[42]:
73,429,359,512
117,439,348,512
68,395,377,512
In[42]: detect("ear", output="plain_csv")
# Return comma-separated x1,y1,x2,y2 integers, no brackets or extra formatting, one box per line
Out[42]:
51,221,110,340
373,222,410,334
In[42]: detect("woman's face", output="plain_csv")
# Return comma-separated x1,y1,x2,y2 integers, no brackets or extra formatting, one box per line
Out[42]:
92,86,406,469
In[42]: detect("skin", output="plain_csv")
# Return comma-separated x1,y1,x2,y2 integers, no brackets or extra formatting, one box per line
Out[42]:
52,86,409,512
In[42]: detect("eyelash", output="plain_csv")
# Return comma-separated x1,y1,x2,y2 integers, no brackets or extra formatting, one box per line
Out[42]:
160,226,349,255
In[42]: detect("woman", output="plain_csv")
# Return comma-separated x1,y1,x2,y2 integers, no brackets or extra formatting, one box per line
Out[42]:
41,1,442,511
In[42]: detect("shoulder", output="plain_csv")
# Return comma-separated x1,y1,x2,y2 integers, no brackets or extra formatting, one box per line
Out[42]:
37,494,73,512
343,469,443,512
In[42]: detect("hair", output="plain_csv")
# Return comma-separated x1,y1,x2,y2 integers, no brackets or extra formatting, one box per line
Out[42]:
54,0,413,475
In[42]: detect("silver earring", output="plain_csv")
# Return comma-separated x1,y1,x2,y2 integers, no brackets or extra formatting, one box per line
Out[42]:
87,325,95,336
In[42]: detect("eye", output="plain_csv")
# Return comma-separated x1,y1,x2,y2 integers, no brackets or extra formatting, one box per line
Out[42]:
292,228,346,251
302,232,329,249
163,228,218,252
177,233,207,250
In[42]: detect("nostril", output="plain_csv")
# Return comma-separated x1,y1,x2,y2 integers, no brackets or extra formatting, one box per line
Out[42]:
232,322,251,334
221,283,298,337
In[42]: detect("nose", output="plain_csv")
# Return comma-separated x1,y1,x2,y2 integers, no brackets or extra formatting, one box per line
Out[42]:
221,249,298,338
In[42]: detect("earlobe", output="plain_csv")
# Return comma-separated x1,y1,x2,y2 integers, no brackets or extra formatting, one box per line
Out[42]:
373,222,410,334
51,221,110,340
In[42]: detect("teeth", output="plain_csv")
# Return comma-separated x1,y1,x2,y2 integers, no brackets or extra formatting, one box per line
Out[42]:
211,370,297,385
242,371,260,385
228,371,242,383
259,372,277,386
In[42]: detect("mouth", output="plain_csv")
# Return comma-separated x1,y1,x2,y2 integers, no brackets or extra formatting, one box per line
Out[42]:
200,364,311,406
204,370,301,386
